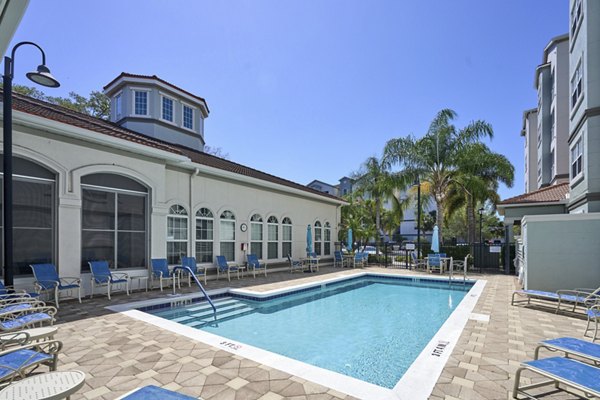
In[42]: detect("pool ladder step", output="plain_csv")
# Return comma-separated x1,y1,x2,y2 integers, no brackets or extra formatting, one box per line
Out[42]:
162,297,255,327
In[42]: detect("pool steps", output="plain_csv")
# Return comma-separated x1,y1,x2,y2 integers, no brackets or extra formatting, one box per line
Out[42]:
152,297,255,328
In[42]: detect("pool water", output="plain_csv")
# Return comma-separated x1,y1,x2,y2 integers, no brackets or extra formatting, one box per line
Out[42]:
146,277,471,388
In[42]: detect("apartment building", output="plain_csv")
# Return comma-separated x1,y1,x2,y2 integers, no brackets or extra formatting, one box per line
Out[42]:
567,0,600,212
521,108,538,193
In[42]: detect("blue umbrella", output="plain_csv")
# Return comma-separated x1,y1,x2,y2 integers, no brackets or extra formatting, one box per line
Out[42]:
431,225,440,253
347,228,353,251
306,225,313,256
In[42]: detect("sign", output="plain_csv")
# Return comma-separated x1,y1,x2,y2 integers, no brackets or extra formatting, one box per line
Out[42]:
405,243,416,250
490,246,501,253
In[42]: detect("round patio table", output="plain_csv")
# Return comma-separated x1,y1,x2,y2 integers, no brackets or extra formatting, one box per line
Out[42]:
0,370,86,400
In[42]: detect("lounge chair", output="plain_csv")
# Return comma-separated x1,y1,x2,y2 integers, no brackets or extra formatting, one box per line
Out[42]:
513,357,600,399
0,281,38,300
287,254,305,273
88,261,129,300
246,254,267,278
215,255,241,282
0,306,57,332
0,340,62,387
585,305,600,341
30,263,81,308
116,385,199,400
534,337,600,363
151,258,179,291
349,252,366,268
181,256,207,285
511,286,600,313
333,251,345,268
427,253,447,273
307,252,320,271
410,252,427,270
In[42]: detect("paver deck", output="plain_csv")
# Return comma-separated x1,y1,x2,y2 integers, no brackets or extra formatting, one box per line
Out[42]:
46,266,589,399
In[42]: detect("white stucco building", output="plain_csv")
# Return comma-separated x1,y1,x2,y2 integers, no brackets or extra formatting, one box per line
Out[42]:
0,74,344,294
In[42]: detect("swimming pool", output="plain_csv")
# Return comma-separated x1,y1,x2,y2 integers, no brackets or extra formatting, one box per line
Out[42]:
141,275,474,389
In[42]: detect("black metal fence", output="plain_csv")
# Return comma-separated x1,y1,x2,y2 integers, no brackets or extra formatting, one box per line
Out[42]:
379,241,515,274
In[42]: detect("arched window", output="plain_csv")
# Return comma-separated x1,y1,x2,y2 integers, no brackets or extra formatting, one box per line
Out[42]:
314,221,322,256
267,216,278,259
220,210,236,261
167,205,188,265
250,214,263,259
324,222,331,256
282,217,292,258
195,208,214,263
0,155,56,276
81,173,147,270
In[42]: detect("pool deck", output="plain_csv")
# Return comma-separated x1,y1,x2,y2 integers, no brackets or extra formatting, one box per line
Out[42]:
51,266,587,399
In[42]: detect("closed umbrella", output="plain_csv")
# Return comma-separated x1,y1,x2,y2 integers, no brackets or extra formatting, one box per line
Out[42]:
347,228,353,251
431,225,440,253
306,225,313,256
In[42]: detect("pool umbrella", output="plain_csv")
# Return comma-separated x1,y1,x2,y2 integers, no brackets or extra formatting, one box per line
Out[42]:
306,225,312,256
431,225,440,253
347,228,353,251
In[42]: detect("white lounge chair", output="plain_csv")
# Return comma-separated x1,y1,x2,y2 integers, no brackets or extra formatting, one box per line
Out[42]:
511,286,600,313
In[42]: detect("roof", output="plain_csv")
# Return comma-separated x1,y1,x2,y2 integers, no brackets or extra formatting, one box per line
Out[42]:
6,90,341,202
103,73,210,113
498,182,569,206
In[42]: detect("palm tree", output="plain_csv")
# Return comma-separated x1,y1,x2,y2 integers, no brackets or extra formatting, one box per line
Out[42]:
352,156,409,251
383,109,494,245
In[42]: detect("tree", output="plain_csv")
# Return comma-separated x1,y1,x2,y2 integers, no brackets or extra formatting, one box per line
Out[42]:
7,84,110,119
352,156,408,252
383,109,494,245
204,145,229,159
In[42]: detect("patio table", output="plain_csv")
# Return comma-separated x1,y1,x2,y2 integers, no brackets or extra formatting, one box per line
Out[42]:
0,370,85,400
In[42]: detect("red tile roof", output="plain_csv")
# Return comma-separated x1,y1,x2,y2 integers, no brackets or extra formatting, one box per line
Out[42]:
103,73,209,113
498,182,569,205
6,91,341,202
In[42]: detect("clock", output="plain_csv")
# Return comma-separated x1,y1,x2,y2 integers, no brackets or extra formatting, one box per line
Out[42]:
240,223,248,232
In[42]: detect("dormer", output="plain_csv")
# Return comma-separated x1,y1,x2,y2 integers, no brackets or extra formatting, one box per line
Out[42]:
103,73,210,151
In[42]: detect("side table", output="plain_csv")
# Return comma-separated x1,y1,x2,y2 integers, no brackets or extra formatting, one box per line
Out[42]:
0,370,86,400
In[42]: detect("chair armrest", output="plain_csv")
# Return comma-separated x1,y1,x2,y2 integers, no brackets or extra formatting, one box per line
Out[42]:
112,272,129,280
0,331,31,348
0,305,57,320
0,339,63,357
34,280,59,289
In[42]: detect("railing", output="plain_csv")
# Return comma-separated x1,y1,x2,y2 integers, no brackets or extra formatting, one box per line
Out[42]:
172,266,216,317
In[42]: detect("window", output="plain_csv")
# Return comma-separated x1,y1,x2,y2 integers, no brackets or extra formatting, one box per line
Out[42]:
134,90,148,116
267,216,278,259
167,205,188,265
314,221,322,256
0,156,56,276
183,105,194,130
250,214,263,259
571,137,583,180
571,60,583,108
162,96,174,122
282,217,292,258
115,93,122,118
81,174,147,270
195,208,213,263
324,222,331,256
571,0,583,36
220,211,235,261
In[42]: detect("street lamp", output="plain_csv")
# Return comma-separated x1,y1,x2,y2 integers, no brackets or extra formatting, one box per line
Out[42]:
3,42,60,286
413,176,421,258
478,207,484,272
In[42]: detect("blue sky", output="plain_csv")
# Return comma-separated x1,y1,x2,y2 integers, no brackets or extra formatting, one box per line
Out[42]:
8,1,568,200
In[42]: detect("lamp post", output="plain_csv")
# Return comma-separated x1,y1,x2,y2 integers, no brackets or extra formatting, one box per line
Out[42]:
3,42,60,286
414,176,421,258
478,207,484,272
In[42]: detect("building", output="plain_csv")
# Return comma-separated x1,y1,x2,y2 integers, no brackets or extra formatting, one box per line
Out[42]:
0,1,29,56
521,108,538,193
307,177,354,197
0,74,344,293
567,0,600,213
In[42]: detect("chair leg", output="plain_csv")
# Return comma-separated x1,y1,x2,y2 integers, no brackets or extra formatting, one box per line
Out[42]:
107,284,111,300
90,279,94,299
55,287,60,309
77,287,81,303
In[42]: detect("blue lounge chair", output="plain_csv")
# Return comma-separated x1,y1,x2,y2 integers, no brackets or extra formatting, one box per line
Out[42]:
30,263,81,308
287,254,305,273
0,281,38,300
511,286,600,313
88,261,129,300
513,357,600,399
535,337,600,363
215,255,241,282
307,252,319,271
0,340,62,386
411,252,427,270
246,254,267,278
116,385,199,400
181,256,207,285
151,258,179,291
427,253,447,273
0,306,57,332
585,305,600,341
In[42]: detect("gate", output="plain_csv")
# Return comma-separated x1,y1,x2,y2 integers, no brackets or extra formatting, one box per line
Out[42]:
472,242,516,274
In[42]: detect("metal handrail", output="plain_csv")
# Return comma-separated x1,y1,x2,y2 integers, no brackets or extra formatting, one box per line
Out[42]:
172,266,216,317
